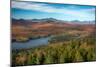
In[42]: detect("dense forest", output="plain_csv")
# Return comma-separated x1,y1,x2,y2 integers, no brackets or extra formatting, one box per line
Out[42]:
12,33,96,66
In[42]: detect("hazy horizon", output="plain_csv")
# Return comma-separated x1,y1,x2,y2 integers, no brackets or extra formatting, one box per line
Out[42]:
12,17,95,22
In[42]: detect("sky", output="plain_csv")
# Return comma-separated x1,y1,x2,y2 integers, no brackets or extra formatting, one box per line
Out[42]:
11,1,96,21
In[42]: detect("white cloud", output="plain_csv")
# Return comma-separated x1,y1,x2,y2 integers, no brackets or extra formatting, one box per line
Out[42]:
12,1,95,20
12,1,56,13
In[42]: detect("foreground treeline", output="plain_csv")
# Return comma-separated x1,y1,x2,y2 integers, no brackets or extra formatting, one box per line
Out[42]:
12,34,96,66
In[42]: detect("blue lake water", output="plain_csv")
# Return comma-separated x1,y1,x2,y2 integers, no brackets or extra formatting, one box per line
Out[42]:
12,37,50,50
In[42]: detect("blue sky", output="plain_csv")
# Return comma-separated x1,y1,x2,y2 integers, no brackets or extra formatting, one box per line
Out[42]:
11,1,96,21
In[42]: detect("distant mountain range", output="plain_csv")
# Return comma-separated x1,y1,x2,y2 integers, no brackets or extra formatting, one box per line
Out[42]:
12,18,95,24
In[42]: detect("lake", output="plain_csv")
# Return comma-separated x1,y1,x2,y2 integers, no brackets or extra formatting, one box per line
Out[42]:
12,37,50,50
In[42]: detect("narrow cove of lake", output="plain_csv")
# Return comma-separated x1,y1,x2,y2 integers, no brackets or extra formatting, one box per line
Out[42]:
12,37,51,50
